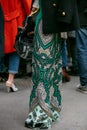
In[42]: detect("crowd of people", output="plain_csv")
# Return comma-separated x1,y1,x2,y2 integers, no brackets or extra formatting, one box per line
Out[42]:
0,0,87,129
0,0,32,91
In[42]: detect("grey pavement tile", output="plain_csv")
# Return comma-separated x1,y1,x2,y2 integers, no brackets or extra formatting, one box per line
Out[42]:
0,76,87,130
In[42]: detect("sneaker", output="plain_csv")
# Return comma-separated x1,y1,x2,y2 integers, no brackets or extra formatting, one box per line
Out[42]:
76,84,87,94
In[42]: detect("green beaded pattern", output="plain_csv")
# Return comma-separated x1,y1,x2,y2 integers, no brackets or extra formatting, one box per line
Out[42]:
25,1,62,128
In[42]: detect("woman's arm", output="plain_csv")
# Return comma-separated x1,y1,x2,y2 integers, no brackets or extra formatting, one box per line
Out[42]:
32,0,39,8
31,0,39,13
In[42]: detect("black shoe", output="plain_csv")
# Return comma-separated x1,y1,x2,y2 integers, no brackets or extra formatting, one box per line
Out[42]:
67,69,79,76
25,72,32,77
68,66,79,76
0,72,8,82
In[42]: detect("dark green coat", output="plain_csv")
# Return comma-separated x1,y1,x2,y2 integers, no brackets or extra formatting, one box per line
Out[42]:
41,0,80,34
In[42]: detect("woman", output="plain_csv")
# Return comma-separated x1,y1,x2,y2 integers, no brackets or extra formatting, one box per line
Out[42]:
1,0,32,92
25,0,62,129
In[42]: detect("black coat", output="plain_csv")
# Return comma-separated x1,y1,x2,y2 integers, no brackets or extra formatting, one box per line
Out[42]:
77,0,87,27
41,0,80,34
0,4,4,58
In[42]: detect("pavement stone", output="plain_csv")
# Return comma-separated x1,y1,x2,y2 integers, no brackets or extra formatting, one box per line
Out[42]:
0,76,87,130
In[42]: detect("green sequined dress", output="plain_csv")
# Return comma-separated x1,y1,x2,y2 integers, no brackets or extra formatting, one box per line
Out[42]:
25,0,62,129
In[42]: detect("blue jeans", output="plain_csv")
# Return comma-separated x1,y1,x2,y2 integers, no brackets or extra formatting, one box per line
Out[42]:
61,39,68,67
76,28,87,86
8,52,20,74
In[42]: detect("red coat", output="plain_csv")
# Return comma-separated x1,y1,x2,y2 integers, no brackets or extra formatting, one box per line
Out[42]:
1,0,32,54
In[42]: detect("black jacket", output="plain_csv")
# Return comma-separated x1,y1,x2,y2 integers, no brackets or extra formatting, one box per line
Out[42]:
77,0,87,27
0,4,4,58
41,0,80,34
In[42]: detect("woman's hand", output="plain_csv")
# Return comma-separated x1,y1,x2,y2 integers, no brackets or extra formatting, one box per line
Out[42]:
30,7,39,16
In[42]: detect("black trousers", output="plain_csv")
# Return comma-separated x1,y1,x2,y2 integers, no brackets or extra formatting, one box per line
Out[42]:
0,4,4,58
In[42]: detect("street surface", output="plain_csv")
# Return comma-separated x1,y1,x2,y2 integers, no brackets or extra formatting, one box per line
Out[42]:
0,76,87,130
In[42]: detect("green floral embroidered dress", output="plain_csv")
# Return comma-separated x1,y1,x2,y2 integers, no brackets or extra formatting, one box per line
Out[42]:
25,0,62,129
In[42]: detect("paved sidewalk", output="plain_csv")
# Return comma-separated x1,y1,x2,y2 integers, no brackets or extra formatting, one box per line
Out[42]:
0,76,87,130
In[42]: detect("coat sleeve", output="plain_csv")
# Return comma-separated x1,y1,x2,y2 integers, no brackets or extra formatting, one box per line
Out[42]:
41,0,80,34
22,0,32,15
57,0,77,23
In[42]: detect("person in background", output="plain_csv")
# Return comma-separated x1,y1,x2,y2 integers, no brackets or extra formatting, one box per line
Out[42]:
61,32,70,83
76,0,87,93
67,31,79,76
1,0,32,92
0,1,6,82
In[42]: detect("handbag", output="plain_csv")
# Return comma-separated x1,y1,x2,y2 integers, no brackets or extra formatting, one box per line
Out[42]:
14,30,34,60
14,9,39,60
